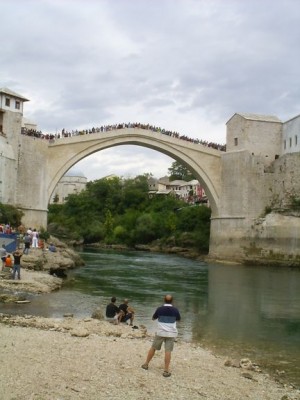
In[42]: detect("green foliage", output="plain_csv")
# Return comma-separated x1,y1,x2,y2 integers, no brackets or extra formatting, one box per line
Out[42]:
52,193,59,203
0,203,24,227
134,213,156,244
113,225,128,243
168,160,196,181
264,206,272,215
39,227,50,241
176,205,211,231
290,195,300,210
104,209,114,238
80,222,105,243
48,174,211,253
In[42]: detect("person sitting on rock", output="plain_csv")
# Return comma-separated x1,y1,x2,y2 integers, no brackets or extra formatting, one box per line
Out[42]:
48,243,57,252
119,299,135,326
105,297,124,325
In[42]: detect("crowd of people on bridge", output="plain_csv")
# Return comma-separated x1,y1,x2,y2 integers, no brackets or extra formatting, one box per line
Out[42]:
20,122,226,151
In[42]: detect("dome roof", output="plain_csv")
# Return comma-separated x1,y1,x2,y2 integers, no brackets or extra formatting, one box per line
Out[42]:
64,169,86,178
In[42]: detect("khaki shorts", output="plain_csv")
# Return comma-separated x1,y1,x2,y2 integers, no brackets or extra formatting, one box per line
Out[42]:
152,335,175,352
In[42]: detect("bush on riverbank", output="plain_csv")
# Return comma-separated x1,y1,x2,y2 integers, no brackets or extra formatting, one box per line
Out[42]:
48,175,211,253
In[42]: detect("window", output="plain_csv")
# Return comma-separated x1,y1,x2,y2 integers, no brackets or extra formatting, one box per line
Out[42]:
284,140,286,150
295,135,298,146
5,98,10,107
234,137,238,146
289,138,292,147
15,101,20,110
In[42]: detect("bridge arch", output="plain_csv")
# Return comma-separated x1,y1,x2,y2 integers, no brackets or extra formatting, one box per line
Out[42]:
47,128,222,216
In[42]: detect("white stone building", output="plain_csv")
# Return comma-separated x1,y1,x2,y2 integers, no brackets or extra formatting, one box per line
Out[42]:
50,170,87,204
282,114,300,154
148,176,207,203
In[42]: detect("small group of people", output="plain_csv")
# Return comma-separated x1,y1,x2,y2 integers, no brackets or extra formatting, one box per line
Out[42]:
105,294,181,378
0,244,23,280
0,223,14,234
105,297,135,325
25,228,40,249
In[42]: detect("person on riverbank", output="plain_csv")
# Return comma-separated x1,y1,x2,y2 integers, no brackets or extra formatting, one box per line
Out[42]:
0,244,7,270
12,249,22,280
141,294,181,377
31,229,39,248
105,297,124,324
119,299,135,326
5,254,12,268
23,233,31,254
48,243,57,252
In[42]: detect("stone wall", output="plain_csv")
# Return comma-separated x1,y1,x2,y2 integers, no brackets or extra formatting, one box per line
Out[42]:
210,150,300,265
15,135,49,228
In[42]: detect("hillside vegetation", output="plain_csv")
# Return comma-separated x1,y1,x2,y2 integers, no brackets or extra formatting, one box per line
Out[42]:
48,175,211,253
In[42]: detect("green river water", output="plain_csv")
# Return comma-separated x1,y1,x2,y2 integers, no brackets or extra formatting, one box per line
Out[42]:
1,248,300,388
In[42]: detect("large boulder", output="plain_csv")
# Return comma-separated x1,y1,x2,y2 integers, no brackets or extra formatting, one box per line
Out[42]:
20,236,84,273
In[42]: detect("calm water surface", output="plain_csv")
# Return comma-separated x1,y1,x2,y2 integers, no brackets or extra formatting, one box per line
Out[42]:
1,248,300,387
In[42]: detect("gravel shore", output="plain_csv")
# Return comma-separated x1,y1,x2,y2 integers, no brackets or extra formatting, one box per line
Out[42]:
0,315,299,400
0,267,299,399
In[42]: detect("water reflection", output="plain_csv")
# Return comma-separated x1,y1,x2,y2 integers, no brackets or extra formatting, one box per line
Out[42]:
193,263,300,387
202,264,300,342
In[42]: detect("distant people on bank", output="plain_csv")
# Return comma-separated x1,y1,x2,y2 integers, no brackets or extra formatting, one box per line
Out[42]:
0,244,7,270
141,294,181,378
12,249,22,280
119,299,135,326
31,229,39,248
48,243,57,252
105,297,124,325
23,234,31,254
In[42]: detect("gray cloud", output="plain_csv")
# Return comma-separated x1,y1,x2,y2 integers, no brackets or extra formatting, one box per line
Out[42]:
1,0,300,179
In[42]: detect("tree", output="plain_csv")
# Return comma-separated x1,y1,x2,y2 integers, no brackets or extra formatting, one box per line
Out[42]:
0,203,24,227
47,173,211,253
168,161,195,181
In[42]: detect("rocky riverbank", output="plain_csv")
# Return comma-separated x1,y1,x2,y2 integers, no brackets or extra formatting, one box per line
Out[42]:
0,237,85,299
0,314,299,400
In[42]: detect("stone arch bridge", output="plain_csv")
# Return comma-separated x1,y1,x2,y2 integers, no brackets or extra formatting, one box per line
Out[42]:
10,122,297,263
46,128,223,216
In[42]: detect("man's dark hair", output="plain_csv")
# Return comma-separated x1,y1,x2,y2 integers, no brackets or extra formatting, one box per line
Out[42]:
164,294,173,304
111,296,116,303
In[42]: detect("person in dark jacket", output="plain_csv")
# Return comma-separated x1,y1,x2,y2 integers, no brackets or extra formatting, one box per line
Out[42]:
12,249,22,280
105,296,124,324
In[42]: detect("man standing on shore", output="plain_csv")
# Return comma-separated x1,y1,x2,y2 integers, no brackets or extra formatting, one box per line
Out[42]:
12,249,22,280
141,294,181,377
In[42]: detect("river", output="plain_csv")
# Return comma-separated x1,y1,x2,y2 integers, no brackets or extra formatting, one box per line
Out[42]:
1,248,300,388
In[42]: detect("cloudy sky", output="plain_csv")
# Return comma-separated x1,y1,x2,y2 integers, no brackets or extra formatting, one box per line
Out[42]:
2,0,300,180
